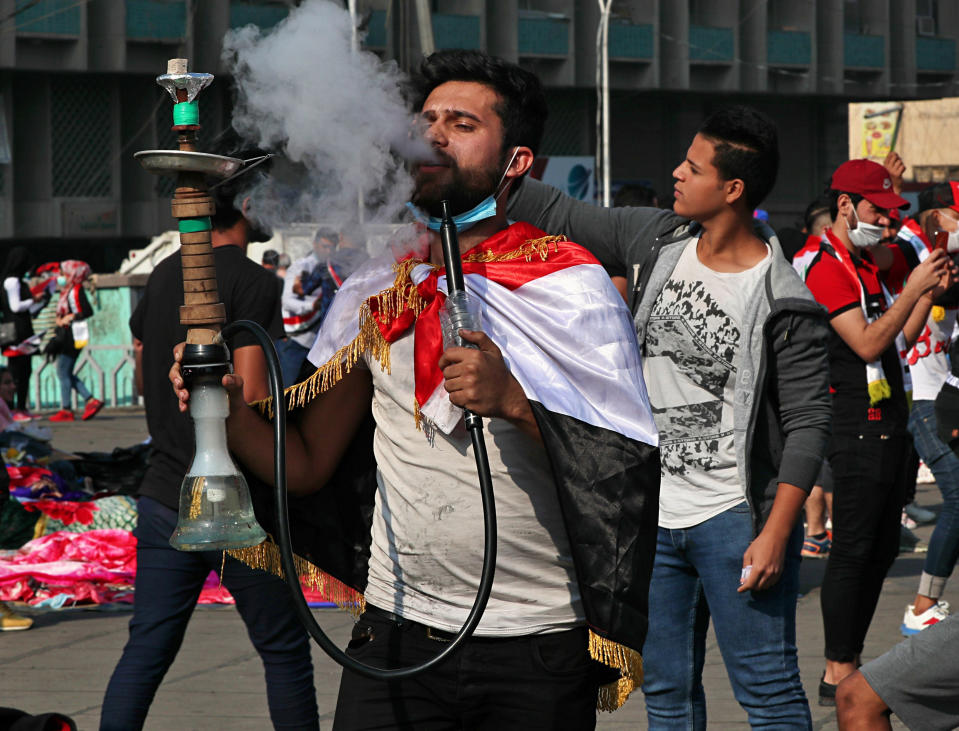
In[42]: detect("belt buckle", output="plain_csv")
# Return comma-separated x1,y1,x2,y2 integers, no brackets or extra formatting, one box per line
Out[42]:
426,626,452,643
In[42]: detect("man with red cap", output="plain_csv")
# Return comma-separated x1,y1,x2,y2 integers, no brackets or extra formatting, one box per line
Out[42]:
796,159,954,705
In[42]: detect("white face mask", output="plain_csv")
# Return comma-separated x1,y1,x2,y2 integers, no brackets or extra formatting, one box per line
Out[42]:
846,205,884,249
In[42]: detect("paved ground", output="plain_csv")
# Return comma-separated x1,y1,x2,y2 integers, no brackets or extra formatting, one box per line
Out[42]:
1,409,931,728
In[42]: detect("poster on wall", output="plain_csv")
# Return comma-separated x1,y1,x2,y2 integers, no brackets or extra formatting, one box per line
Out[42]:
859,105,903,160
530,156,596,203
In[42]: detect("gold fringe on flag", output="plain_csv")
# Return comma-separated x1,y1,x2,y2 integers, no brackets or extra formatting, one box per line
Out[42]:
187,476,204,520
589,630,644,712
464,234,566,264
250,257,430,419
250,237,567,421
228,537,366,618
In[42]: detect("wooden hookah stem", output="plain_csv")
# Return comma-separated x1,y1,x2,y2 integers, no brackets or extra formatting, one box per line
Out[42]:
166,58,225,345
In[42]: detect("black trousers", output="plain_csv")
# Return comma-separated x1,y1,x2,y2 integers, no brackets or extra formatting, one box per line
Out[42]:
332,607,599,730
7,354,30,412
821,433,910,662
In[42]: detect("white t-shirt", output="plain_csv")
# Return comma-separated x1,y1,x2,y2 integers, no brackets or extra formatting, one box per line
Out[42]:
281,252,325,348
644,238,771,529
362,332,584,636
903,309,957,402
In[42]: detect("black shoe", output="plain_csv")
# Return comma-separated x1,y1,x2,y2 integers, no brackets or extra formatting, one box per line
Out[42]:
818,673,837,707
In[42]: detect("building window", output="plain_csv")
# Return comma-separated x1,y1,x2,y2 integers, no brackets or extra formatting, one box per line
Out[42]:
843,0,861,34
51,79,114,198
917,0,938,36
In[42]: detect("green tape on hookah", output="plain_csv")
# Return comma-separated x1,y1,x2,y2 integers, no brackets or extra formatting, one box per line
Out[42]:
173,100,199,126
179,217,212,233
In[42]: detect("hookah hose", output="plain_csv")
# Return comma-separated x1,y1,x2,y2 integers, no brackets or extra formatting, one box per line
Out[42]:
217,203,497,680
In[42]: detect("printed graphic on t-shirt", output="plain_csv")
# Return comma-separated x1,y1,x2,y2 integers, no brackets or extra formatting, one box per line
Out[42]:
646,277,738,476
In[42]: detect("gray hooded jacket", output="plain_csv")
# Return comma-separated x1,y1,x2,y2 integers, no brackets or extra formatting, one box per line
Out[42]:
508,179,831,533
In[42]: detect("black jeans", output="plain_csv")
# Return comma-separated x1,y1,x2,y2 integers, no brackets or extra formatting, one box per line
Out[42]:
333,607,599,730
7,354,30,411
820,433,910,662
100,497,318,730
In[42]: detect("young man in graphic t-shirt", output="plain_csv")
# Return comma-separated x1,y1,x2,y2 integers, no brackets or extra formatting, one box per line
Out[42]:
509,106,832,729
797,159,953,705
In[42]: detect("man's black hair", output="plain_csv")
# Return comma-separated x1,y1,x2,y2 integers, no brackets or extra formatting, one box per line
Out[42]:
613,184,658,208
411,50,548,158
697,105,779,210
803,194,832,232
313,227,339,245
261,249,279,266
209,145,273,233
826,188,864,221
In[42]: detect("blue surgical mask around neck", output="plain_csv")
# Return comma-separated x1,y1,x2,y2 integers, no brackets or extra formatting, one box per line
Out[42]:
406,147,520,233
406,195,497,233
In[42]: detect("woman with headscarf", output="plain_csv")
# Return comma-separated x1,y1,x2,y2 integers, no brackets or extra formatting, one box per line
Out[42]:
49,261,102,422
0,247,48,419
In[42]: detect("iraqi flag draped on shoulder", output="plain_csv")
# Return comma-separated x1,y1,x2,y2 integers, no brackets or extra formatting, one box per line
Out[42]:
234,221,660,711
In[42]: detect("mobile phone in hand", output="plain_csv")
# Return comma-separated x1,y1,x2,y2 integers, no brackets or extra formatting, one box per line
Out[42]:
935,230,950,251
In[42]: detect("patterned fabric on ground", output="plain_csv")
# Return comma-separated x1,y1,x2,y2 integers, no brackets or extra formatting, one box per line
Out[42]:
0,529,337,607
0,529,137,605
40,495,138,534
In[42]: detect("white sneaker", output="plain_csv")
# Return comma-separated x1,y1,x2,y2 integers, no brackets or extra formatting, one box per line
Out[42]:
901,602,949,636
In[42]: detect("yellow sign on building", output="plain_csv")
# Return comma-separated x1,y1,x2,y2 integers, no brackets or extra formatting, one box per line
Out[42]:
849,98,959,183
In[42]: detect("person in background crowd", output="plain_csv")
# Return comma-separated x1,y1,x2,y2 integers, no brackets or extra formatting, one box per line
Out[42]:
100,171,318,731
776,195,832,264
509,105,831,728
796,159,954,705
792,194,840,559
49,261,103,423
837,354,959,729
0,366,16,427
261,249,280,272
0,247,49,421
836,612,959,731
613,183,659,209
870,181,959,635
276,228,339,387
276,252,291,280
804,196,833,241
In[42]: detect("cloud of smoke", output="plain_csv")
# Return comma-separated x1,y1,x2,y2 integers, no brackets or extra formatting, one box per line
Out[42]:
223,0,427,235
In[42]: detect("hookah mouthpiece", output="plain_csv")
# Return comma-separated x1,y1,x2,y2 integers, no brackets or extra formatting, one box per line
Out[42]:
438,200,480,348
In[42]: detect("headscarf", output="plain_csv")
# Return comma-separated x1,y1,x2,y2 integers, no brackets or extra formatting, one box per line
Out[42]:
1,246,30,281
56,260,92,317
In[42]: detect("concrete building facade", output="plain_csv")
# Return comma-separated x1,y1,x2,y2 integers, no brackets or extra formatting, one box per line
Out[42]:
0,0,957,260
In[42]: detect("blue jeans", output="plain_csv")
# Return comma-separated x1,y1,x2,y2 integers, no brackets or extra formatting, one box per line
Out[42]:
641,503,810,730
100,497,318,730
909,400,959,584
56,353,92,409
276,338,311,389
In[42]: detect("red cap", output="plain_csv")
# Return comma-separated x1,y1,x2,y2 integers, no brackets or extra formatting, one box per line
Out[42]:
830,159,910,211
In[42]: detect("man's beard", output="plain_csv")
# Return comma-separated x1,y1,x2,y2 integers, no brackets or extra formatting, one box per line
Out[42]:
411,154,502,219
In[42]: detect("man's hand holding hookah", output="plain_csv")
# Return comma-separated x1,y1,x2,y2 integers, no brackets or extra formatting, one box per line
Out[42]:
168,324,540,493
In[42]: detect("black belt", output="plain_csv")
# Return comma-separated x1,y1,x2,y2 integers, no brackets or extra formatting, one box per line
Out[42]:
364,605,469,643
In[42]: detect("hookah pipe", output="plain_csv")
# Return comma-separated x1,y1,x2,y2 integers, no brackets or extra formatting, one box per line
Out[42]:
137,58,497,679
259,200,498,680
